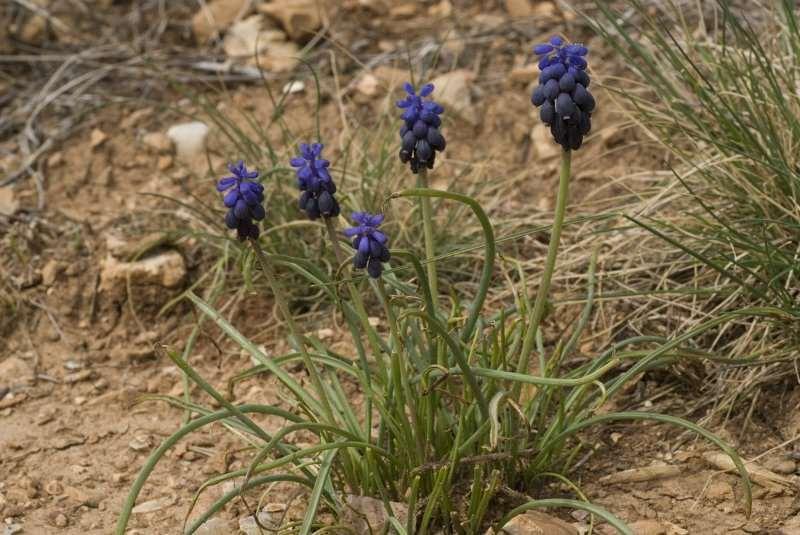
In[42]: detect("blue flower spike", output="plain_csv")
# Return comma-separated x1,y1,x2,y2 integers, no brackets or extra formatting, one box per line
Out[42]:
217,160,266,241
396,82,446,173
291,142,340,220
531,35,595,150
343,212,391,278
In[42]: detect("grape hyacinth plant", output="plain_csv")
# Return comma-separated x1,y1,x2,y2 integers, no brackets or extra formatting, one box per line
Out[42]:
397,81,446,302
217,160,266,240
291,142,340,220
117,37,755,535
516,35,597,389
343,211,391,278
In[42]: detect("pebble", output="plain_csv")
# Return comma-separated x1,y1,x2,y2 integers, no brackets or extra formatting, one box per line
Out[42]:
429,69,475,122
131,496,172,514
504,0,534,17
0,187,19,217
238,511,273,534
128,435,152,452
52,513,68,527
166,122,210,164
142,132,173,154
765,457,796,475
629,519,667,535
494,510,577,534
192,0,251,43
258,0,322,41
90,128,108,148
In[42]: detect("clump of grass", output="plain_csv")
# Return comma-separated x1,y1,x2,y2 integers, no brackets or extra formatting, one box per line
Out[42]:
589,0,800,422
115,46,755,534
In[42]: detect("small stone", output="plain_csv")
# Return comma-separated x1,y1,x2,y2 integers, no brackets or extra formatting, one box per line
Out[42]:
63,370,94,384
705,479,733,501
142,132,173,154
429,69,476,123
41,260,62,286
355,73,380,97
765,457,796,475
44,480,64,496
0,187,19,217
342,495,408,534
167,122,210,164
282,80,305,94
157,155,173,171
428,0,453,17
131,496,172,514
192,0,251,43
100,250,187,292
258,0,322,41
52,513,68,528
533,1,558,17
0,357,34,390
629,520,667,535
497,510,578,534
742,522,762,533
504,0,534,17
389,3,417,17
316,328,335,339
128,435,152,452
195,517,231,535
47,151,63,167
238,510,273,534
90,128,108,148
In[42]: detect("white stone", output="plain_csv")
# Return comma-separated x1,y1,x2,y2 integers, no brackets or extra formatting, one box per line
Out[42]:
100,250,187,292
166,122,209,163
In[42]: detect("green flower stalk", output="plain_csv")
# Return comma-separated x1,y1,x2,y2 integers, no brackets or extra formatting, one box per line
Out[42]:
517,35,595,388
397,82,447,308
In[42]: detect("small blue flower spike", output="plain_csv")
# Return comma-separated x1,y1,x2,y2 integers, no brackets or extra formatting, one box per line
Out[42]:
343,212,391,278
396,82,446,173
217,160,266,241
290,142,340,220
530,35,596,150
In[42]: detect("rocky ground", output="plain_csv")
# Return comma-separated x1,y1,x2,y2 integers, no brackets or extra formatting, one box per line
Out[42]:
2,0,800,534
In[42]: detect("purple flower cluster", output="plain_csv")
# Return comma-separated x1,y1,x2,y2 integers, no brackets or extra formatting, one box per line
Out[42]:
397,82,446,173
343,212,391,278
530,35,596,150
217,161,266,241
291,143,340,220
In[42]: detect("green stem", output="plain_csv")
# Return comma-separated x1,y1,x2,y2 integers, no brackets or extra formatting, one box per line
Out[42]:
250,239,335,423
418,168,440,308
515,150,572,389
323,218,387,370
376,279,427,466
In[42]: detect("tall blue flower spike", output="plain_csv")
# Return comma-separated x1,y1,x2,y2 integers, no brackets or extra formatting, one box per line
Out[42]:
343,212,391,278
217,160,266,241
530,35,596,150
396,82,447,173
291,143,340,220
